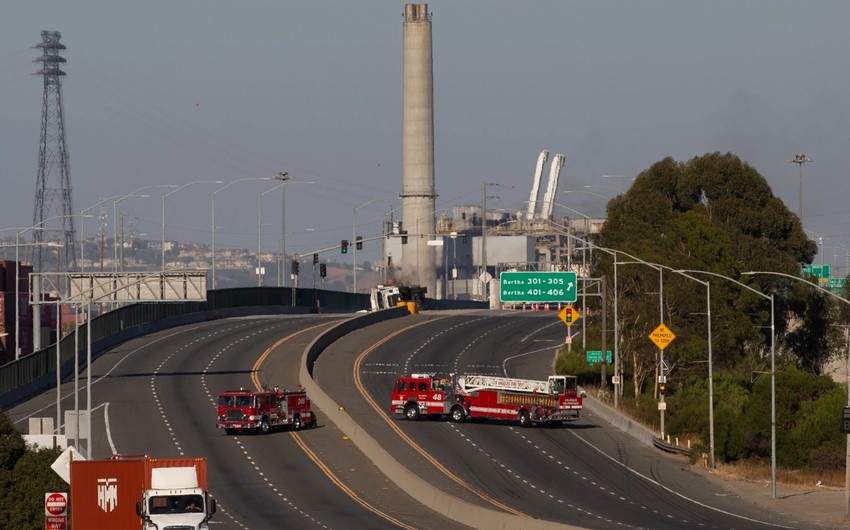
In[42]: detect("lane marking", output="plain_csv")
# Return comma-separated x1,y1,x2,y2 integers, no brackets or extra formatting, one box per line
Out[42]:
352,317,531,518
247,320,419,529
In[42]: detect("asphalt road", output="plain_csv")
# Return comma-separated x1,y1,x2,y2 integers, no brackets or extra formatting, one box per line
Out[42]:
9,315,471,530
9,309,842,530
315,310,830,530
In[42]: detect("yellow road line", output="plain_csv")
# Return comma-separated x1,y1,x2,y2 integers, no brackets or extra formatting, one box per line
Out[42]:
250,321,337,390
353,318,530,519
251,319,418,530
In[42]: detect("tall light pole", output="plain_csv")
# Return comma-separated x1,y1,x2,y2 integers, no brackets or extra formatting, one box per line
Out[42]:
789,153,811,223
161,181,223,271
258,183,287,287
481,182,498,302
273,172,291,287
113,194,152,272
354,198,382,294
616,259,665,435
111,185,178,272
80,195,125,273
273,174,314,288
15,214,87,360
742,270,850,502
211,176,276,289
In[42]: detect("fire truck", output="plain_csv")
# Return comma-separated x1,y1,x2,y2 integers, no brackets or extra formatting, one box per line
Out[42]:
390,373,583,427
217,387,315,434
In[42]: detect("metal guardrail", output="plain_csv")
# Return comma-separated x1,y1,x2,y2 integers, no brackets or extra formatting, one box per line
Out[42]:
0,286,368,409
653,437,691,455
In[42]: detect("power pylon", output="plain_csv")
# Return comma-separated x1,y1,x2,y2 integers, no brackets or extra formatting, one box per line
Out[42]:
32,30,77,273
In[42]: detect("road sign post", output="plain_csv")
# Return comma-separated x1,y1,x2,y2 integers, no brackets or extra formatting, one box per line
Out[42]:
649,323,676,350
45,492,68,529
500,271,577,303
45,492,67,517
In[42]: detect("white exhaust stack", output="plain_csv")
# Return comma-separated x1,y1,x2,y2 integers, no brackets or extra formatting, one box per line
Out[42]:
541,154,565,220
525,150,549,220
401,4,437,294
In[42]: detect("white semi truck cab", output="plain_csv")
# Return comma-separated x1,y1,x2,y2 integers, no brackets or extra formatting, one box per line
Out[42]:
137,467,216,530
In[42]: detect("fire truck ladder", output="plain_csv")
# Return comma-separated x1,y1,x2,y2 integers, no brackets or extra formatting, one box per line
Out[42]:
458,375,549,394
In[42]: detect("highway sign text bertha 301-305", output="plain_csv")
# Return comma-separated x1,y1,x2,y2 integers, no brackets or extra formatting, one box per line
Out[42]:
499,271,577,303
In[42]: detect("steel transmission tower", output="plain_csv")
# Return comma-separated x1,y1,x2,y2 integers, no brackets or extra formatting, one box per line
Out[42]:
32,30,77,273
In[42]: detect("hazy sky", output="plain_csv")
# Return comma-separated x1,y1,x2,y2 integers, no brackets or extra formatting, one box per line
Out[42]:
2,1,849,269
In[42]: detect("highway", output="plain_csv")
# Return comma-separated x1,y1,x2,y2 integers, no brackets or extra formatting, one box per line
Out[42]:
8,310,829,529
316,310,820,530
10,315,468,530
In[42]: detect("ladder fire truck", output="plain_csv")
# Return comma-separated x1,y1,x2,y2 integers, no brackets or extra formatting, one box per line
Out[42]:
390,373,583,427
217,387,315,434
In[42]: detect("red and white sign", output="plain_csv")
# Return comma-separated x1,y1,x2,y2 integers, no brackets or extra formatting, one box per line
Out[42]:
45,515,67,530
45,492,68,516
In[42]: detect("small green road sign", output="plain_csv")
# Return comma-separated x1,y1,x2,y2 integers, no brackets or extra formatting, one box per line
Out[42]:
586,351,612,364
499,271,577,303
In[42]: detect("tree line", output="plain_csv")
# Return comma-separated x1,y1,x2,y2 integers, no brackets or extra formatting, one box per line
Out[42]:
557,152,848,472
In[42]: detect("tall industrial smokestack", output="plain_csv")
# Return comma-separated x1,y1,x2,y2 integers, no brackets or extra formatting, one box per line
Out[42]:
401,4,437,295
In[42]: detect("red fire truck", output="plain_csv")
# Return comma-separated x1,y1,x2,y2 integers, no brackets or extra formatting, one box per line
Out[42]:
217,387,315,434
390,373,583,427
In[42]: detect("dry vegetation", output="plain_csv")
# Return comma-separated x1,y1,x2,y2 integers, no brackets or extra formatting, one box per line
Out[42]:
586,385,846,490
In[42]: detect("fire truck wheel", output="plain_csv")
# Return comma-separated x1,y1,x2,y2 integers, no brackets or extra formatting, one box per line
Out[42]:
518,410,532,428
260,417,271,434
450,405,467,423
308,411,318,427
293,414,302,431
404,403,420,421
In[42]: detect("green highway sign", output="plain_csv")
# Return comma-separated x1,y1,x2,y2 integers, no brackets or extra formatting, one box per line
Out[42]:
499,271,577,303
586,351,612,364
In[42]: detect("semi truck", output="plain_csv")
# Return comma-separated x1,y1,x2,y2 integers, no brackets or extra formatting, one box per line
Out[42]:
390,373,583,427
217,386,315,434
69,455,215,530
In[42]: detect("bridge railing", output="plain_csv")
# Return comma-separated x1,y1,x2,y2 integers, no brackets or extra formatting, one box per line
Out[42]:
0,287,368,408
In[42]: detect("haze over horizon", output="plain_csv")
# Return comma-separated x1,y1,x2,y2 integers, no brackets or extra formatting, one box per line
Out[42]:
2,2,849,270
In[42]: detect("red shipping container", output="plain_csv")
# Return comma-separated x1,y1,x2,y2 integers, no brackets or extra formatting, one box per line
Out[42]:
70,456,207,530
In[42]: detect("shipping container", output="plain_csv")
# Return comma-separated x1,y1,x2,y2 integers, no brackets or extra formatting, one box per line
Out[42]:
70,456,207,530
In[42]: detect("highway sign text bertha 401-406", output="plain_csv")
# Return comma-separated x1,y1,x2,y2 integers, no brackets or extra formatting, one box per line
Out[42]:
499,271,577,303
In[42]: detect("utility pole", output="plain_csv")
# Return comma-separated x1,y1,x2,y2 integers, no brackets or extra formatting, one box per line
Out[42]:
481,181,498,302
789,153,811,223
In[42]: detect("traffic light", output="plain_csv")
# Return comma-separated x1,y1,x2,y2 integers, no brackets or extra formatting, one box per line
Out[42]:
291,260,299,275
341,240,348,253
313,253,319,265
319,263,327,278
355,236,363,250
564,307,573,323
657,382,667,396
400,231,408,244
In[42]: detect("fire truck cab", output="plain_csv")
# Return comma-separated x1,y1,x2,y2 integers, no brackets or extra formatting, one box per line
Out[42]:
390,373,582,427
217,387,315,435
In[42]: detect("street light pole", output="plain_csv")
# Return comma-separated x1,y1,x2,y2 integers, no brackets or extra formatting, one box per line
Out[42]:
274,172,291,287
80,195,124,273
258,183,287,287
481,182,498,302
111,185,177,273
161,181,223,271
15,214,86,360
789,153,811,223
211,176,276,290
354,198,382,295
742,270,850,501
